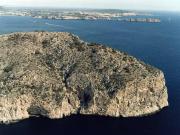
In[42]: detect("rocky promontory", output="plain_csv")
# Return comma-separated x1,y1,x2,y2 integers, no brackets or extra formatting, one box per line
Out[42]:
125,18,161,23
0,32,168,123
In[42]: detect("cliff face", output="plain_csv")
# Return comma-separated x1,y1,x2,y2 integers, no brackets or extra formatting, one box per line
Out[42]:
0,32,168,123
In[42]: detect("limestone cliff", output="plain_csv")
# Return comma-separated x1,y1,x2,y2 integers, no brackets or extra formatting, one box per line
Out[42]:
0,32,168,123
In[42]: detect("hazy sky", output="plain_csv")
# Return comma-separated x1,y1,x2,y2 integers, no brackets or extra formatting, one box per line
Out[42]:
0,0,180,11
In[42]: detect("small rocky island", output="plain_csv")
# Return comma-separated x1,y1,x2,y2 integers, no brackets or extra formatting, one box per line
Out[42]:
0,32,168,124
125,18,161,23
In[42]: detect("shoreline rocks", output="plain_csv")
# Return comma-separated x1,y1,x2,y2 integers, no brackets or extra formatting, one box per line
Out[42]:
0,32,168,124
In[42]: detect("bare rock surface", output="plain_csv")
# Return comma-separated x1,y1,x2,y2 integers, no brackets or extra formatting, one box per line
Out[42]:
0,32,168,123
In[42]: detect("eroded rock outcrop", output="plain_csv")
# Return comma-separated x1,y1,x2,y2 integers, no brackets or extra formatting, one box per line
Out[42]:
0,32,168,123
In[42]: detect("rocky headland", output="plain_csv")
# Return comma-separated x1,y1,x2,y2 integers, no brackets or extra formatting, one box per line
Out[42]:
0,32,168,124
125,18,161,23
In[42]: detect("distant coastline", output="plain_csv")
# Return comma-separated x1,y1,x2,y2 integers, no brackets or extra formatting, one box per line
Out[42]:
0,7,160,23
0,7,145,20
0,7,136,20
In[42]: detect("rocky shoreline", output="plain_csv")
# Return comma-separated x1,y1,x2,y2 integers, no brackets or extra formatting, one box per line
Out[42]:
0,32,168,124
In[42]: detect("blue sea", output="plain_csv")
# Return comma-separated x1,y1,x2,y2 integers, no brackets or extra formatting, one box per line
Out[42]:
0,11,180,135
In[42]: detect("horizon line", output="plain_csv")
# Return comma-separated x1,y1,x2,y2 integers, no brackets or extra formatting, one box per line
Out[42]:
1,5,180,12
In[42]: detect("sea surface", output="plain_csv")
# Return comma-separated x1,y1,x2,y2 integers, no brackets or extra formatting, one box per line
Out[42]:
0,11,180,135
